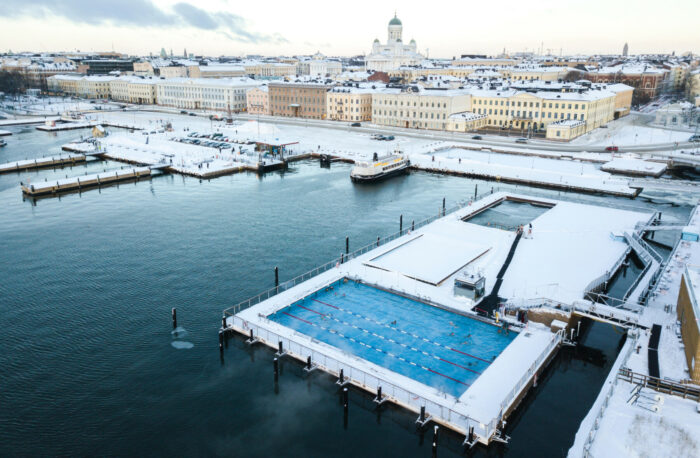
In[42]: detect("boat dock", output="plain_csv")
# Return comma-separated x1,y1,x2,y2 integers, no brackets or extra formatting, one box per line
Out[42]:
36,120,143,132
0,129,11,137
20,166,155,197
0,154,87,174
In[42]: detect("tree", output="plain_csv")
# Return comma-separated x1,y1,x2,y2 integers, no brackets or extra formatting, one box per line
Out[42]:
0,70,30,95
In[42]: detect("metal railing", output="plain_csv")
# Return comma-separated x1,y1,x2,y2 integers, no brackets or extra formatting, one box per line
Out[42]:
583,247,631,296
223,188,503,318
617,367,700,402
229,315,493,441
581,331,639,457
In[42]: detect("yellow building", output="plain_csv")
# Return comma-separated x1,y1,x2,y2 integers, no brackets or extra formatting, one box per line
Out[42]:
76,76,116,99
372,88,471,130
470,87,616,137
677,264,700,382
327,86,376,122
447,112,489,132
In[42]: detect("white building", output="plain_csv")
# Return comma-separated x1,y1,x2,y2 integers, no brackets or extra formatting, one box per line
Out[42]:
366,14,424,72
155,78,261,112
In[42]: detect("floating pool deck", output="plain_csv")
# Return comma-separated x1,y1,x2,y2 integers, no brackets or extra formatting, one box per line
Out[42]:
224,192,655,446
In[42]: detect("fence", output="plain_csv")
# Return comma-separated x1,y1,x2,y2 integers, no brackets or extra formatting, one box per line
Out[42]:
617,368,700,402
581,331,639,457
223,188,503,318
230,315,491,442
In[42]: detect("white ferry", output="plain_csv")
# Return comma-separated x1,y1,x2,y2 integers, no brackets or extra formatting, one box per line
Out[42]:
350,151,410,183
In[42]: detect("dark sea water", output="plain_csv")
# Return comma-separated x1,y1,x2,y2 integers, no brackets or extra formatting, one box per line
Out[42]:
0,125,692,457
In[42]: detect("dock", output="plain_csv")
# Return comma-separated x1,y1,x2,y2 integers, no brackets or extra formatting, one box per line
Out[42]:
20,167,153,197
0,129,11,137
0,154,87,174
220,191,656,447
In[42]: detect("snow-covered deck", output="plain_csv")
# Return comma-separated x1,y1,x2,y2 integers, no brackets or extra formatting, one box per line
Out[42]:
223,192,657,445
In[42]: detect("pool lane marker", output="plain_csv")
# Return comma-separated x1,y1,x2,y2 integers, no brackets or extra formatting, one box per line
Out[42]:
293,303,481,377
308,298,492,367
281,305,472,388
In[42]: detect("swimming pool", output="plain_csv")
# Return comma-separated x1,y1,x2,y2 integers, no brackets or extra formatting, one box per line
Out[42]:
465,199,551,230
268,279,516,397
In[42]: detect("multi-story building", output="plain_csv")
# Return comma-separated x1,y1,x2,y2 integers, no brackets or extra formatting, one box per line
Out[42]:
663,62,690,93
76,76,117,99
80,59,135,75
469,86,617,138
156,77,260,112
46,74,82,96
198,64,246,78
246,86,269,115
109,77,158,104
242,61,297,78
326,85,378,122
366,14,424,71
447,112,489,132
371,88,470,130
584,64,667,104
677,263,700,383
268,82,331,119
297,54,342,77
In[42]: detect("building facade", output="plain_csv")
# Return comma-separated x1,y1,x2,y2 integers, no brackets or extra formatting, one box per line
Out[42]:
268,82,331,119
326,86,376,122
677,265,700,382
372,88,470,130
156,78,260,112
246,86,269,115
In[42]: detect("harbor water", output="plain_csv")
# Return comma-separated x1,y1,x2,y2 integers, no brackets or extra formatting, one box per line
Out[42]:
0,125,693,456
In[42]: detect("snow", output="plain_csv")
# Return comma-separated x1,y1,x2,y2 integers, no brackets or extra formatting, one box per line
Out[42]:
500,201,652,305
222,191,658,443
0,129,11,136
601,157,667,176
366,231,492,285
571,119,690,147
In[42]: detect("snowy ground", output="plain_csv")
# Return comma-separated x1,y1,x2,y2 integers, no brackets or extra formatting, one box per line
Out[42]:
571,115,691,147
1,96,122,116
601,157,667,177
569,203,700,457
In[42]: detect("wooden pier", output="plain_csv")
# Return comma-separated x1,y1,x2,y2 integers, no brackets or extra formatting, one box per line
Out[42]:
0,154,87,174
21,167,152,197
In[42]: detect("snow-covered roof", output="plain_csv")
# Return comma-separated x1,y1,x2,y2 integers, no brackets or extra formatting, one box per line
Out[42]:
449,111,488,121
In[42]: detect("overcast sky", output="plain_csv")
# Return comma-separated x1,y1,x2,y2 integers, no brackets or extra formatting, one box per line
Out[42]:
0,0,697,57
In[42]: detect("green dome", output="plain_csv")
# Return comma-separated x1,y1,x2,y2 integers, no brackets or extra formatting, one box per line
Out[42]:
389,15,402,26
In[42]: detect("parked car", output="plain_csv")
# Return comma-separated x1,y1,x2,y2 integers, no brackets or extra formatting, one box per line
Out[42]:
384,135,395,141
689,135,700,142
180,110,188,114
605,146,619,152
471,135,483,140
188,112,196,116
515,138,528,144
350,122,361,127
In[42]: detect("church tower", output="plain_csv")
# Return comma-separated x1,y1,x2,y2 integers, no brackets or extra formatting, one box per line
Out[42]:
388,13,402,43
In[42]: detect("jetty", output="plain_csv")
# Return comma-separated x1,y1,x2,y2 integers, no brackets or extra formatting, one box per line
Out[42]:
0,153,87,174
20,166,156,197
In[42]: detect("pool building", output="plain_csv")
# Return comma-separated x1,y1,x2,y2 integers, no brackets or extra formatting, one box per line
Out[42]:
223,192,656,446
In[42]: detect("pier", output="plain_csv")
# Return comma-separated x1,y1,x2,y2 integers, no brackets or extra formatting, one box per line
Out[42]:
21,166,154,197
220,191,654,447
0,154,87,174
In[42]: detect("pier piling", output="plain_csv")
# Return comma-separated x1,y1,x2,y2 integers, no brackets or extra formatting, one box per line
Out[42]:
432,425,439,457
343,387,349,411
172,308,177,328
221,316,226,331
274,357,279,376
377,236,380,247
474,184,478,199
274,266,279,288
345,236,349,254
218,330,224,352
400,214,403,234
412,220,415,232
420,406,426,423
442,197,445,216
306,356,312,370
340,253,344,264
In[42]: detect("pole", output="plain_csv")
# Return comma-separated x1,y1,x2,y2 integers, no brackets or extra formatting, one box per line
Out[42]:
345,236,349,254
400,214,403,233
274,266,279,288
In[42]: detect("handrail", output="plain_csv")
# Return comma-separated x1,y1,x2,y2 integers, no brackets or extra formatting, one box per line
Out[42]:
223,188,502,317
617,367,700,402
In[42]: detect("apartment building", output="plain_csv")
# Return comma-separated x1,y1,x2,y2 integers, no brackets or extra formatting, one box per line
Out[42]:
109,77,158,104
76,76,116,99
372,88,470,130
242,61,297,78
585,64,667,103
156,78,260,112
246,86,269,115
268,82,331,119
326,85,379,122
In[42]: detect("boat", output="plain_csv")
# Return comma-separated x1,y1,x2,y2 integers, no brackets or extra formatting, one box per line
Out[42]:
0,139,6,147
350,150,410,183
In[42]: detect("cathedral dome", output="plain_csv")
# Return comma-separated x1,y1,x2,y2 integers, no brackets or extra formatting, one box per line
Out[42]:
389,15,402,26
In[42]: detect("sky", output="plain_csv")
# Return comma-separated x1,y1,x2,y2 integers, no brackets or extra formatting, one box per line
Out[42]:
0,0,697,57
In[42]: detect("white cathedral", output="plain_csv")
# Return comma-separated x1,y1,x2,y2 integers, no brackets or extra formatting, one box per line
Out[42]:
365,14,425,72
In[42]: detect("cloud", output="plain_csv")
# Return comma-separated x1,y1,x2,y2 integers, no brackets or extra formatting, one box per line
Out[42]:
0,0,286,44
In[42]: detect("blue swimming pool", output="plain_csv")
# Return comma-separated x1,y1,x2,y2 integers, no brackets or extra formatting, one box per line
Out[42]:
268,279,516,397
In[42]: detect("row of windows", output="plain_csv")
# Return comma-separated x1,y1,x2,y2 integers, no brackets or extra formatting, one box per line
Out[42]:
373,110,447,120
475,99,586,110
376,99,449,108
475,107,585,121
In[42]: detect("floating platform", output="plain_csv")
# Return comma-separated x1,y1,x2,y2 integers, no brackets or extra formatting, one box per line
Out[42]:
600,158,667,177
36,122,95,132
0,154,86,174
21,167,152,197
0,129,11,136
